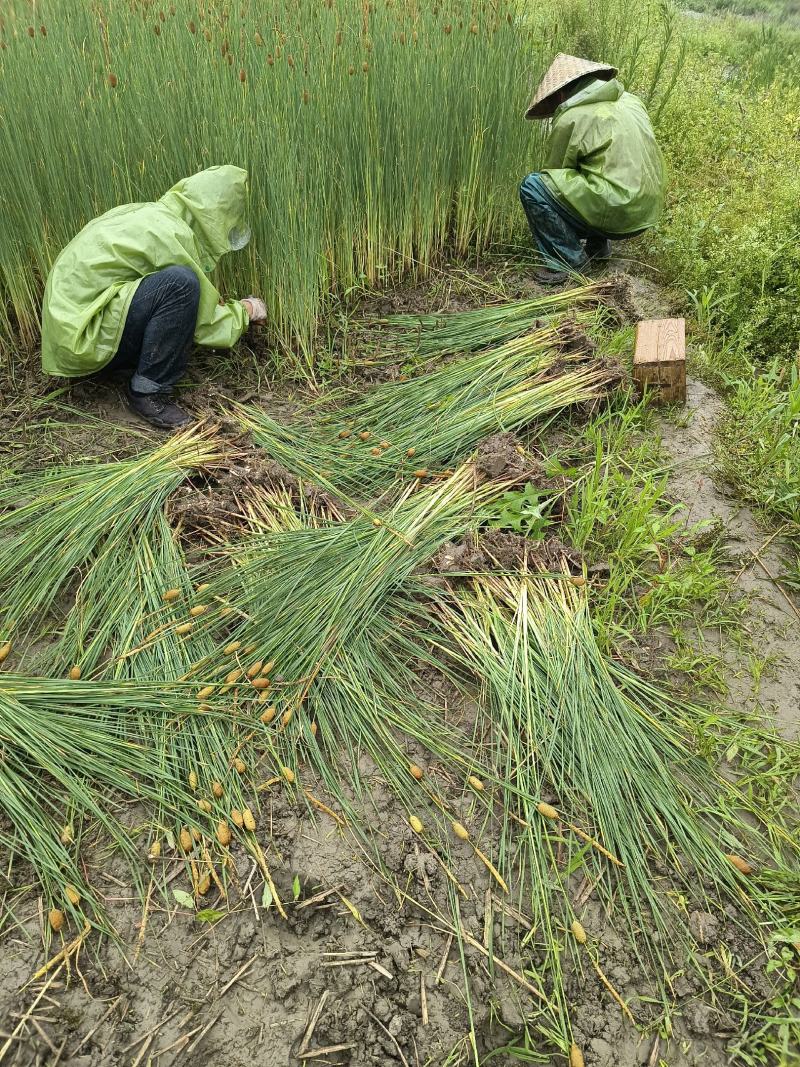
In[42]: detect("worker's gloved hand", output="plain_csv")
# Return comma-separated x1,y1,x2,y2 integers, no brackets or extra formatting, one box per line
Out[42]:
240,296,267,324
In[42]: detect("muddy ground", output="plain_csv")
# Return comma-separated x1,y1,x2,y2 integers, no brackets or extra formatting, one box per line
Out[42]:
0,261,797,1067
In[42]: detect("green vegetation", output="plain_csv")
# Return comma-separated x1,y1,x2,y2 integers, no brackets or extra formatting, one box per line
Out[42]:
1,0,799,1062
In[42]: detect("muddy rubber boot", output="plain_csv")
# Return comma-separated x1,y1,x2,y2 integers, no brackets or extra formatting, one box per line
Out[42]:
126,387,194,431
584,237,612,262
533,267,571,286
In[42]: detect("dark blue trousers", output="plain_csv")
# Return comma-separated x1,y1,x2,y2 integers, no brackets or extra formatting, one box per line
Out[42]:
108,266,201,395
519,173,612,272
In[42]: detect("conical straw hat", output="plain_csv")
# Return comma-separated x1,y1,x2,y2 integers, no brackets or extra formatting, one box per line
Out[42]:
524,53,617,119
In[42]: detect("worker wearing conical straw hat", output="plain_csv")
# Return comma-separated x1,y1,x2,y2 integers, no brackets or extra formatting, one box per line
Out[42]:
41,166,267,430
520,54,665,284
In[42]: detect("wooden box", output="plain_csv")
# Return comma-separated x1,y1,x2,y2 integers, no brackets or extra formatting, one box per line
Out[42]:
633,318,686,404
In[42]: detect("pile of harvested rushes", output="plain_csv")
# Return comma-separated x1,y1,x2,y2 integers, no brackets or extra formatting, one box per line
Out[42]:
238,325,613,498
0,675,213,932
180,466,506,738
371,280,610,356
41,511,211,681
418,573,796,957
0,428,222,657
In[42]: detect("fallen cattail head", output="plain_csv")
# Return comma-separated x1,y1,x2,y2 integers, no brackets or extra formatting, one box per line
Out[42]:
570,919,587,944
569,1045,585,1067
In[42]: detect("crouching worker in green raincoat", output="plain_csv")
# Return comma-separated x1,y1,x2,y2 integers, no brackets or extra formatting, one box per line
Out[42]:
520,54,666,285
41,165,267,430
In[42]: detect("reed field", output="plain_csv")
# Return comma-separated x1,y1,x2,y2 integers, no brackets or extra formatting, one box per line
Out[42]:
0,0,687,379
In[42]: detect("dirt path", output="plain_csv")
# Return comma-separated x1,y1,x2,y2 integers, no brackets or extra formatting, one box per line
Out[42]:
617,264,799,738
659,376,800,738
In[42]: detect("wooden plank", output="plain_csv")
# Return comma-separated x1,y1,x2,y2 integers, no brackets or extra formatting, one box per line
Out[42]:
633,318,686,404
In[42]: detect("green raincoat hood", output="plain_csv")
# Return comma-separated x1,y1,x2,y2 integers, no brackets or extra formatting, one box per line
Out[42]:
41,165,251,378
556,75,623,114
159,166,250,267
540,77,665,236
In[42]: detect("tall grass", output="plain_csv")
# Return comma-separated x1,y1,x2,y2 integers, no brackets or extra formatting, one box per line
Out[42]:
0,0,540,372
0,0,688,379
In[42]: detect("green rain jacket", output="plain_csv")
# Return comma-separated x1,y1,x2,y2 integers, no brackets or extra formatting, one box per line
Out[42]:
41,166,251,377
541,78,665,236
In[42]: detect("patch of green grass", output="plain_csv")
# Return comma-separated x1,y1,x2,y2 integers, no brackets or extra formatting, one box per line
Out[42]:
551,395,745,659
